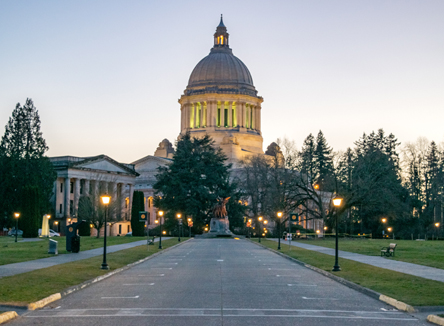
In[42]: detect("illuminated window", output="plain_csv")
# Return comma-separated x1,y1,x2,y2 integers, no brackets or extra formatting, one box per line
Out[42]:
224,102,228,127
217,101,221,127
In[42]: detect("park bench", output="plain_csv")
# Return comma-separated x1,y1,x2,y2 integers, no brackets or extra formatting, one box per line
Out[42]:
380,243,397,257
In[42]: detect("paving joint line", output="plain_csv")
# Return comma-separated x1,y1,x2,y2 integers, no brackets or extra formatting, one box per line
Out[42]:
248,239,416,313
0,238,193,325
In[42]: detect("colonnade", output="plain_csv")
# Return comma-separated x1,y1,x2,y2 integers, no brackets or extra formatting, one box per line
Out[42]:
55,177,134,221
181,100,261,132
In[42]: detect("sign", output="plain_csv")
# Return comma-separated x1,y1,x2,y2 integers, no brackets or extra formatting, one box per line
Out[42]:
286,234,292,241
188,221,193,227
139,211,148,223
290,212,298,224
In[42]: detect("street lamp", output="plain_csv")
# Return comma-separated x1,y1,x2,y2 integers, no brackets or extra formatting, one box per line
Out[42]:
258,216,263,243
100,194,111,270
248,219,252,238
277,211,283,250
332,195,343,272
14,212,20,243
46,214,51,238
187,218,192,238
157,211,163,249
435,222,441,239
176,213,182,241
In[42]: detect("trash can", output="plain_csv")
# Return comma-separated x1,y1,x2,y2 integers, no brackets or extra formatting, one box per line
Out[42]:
48,239,58,255
71,235,80,253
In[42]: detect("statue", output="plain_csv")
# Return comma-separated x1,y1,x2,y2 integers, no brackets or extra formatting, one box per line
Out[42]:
213,197,230,218
209,197,232,236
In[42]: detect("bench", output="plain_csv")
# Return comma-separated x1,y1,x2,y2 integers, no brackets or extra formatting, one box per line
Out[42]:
380,243,397,257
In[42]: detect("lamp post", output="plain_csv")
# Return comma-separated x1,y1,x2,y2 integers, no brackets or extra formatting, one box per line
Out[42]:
177,213,182,242
332,196,343,272
277,211,283,250
100,194,111,270
435,222,441,239
14,212,20,242
157,211,163,249
46,214,51,238
188,218,192,238
381,218,387,238
258,216,263,243
248,219,252,238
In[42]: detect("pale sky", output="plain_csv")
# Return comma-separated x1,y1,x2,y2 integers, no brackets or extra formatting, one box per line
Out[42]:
1,0,443,163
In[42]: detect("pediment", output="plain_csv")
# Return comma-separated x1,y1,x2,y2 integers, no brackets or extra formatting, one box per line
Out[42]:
76,159,129,174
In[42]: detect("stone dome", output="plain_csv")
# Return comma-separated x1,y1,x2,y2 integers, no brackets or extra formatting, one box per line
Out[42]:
187,48,254,89
184,17,258,97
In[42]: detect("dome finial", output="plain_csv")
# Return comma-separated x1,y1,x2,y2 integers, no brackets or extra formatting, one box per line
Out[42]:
218,14,225,28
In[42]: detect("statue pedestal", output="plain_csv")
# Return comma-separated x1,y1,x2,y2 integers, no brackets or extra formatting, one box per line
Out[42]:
209,217,232,237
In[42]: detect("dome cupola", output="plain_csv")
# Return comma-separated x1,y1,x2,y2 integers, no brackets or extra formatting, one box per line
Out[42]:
185,16,258,97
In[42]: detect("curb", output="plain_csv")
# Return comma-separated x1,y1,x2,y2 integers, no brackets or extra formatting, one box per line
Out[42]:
249,240,415,313
2,238,191,319
0,311,18,324
428,315,444,326
27,293,61,310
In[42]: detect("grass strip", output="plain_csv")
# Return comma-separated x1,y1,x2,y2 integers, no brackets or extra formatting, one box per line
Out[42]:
0,236,151,266
290,238,444,270
0,238,179,306
257,239,444,306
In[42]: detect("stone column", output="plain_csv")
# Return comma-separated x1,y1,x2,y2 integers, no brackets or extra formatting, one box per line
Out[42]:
256,105,261,132
238,102,244,127
220,102,225,128
74,178,80,217
64,177,71,218
128,184,134,220
244,104,249,128
251,105,255,130
111,182,117,220
120,183,126,220
228,101,232,128
84,179,90,196
210,101,216,127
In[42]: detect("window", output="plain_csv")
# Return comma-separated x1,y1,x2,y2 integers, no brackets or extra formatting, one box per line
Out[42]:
217,101,221,127
232,102,236,127
60,183,63,193
80,180,84,195
119,225,122,234
224,102,228,127
70,200,73,215
70,182,73,194
127,225,130,232
59,204,62,214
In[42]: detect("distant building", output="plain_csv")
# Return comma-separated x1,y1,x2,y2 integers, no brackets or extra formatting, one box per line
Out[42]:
49,155,138,235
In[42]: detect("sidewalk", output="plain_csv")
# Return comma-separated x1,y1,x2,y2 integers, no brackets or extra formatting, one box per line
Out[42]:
269,239,444,283
0,238,170,278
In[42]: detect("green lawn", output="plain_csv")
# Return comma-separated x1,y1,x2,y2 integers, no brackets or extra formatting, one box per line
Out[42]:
289,238,444,269
0,236,151,266
256,239,444,306
0,238,182,305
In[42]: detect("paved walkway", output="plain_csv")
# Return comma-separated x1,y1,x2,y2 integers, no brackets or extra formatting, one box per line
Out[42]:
0,238,171,278
269,239,444,283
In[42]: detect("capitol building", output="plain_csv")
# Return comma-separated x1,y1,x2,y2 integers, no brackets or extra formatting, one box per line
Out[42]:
49,17,275,236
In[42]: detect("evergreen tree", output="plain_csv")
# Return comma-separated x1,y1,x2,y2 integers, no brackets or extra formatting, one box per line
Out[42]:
314,130,334,190
300,133,315,178
153,133,238,231
131,191,145,236
0,99,55,229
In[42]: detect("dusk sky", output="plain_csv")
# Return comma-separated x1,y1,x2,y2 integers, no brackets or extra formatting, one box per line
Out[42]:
1,1,443,163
